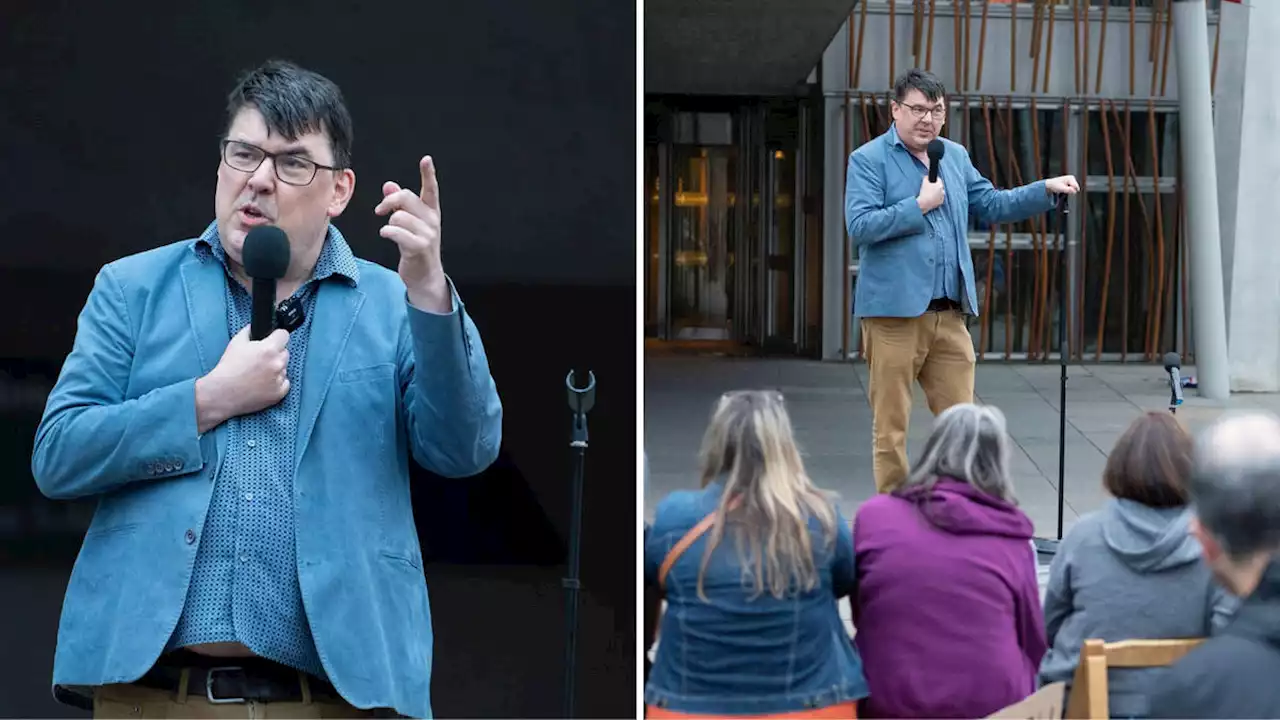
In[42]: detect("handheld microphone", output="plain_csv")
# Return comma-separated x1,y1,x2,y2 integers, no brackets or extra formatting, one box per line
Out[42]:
927,138,945,183
242,226,290,341
1163,351,1184,411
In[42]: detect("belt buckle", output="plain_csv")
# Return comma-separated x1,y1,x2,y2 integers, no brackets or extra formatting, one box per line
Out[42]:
206,666,246,704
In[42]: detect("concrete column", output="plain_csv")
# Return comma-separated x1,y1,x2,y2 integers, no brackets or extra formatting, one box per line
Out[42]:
820,20,851,361
1172,0,1230,400
1217,0,1280,391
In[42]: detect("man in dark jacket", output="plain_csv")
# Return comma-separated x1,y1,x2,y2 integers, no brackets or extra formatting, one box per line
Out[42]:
1146,411,1280,718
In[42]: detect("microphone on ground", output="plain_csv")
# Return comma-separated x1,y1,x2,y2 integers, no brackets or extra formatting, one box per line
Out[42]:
1163,351,1184,411
927,138,945,183
242,226,290,341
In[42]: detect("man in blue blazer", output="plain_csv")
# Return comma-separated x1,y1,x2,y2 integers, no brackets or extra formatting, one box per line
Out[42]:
31,60,502,718
845,69,1078,493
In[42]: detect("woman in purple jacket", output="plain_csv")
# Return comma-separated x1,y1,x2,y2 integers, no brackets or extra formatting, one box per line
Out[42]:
852,403,1046,718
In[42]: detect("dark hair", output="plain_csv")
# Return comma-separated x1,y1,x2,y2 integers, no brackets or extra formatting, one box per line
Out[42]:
1102,412,1192,508
893,68,947,103
225,59,353,169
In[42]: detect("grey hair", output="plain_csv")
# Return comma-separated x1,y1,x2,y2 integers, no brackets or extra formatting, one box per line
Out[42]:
901,403,1016,503
1189,410,1280,560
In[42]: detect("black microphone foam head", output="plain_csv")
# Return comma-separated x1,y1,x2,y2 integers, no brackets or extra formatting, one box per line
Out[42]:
1163,351,1181,371
242,226,290,280
927,138,946,161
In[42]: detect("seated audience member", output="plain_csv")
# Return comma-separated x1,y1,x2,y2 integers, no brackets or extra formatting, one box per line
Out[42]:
644,390,867,718
853,403,1045,719
1146,411,1280,718
1038,412,1236,718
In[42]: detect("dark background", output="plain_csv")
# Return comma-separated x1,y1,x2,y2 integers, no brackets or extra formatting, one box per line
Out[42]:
0,1,636,717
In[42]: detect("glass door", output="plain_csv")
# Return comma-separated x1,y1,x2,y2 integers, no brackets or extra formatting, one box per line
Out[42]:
668,145,738,340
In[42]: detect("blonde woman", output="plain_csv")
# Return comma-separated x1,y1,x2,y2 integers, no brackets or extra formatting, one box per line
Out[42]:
643,390,868,718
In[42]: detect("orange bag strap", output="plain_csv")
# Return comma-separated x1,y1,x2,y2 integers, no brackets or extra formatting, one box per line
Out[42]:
657,496,741,590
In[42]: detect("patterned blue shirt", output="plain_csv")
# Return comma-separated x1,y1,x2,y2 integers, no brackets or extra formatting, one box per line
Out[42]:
167,220,359,680
890,126,962,304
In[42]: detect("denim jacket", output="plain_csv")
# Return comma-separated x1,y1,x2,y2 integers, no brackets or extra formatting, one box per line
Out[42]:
643,481,869,715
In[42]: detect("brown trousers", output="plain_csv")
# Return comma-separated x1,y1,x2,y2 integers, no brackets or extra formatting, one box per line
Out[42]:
92,677,382,719
862,309,975,493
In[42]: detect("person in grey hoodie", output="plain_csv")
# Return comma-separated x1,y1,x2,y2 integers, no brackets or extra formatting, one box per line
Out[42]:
1038,412,1236,718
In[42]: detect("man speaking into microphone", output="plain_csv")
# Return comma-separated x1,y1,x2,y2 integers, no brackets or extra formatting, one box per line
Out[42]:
30,59,502,718
845,68,1078,494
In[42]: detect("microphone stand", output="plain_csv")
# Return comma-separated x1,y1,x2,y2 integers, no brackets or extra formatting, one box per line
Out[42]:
1034,194,1070,559
562,370,595,719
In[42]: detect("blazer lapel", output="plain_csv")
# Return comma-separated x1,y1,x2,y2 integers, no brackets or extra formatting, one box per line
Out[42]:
886,138,920,190
180,255,231,375
180,253,231,467
294,280,365,465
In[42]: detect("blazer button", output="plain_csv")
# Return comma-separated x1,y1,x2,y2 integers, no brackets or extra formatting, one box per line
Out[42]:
185,529,196,544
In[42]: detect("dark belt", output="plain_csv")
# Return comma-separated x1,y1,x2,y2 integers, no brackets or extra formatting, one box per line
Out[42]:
134,654,340,704
927,297,961,312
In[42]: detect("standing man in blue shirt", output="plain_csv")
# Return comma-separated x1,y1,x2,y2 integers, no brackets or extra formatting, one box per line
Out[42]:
844,68,1078,493
31,59,503,718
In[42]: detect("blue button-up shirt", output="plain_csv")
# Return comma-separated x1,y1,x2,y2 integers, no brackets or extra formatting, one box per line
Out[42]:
167,220,359,680
889,126,962,303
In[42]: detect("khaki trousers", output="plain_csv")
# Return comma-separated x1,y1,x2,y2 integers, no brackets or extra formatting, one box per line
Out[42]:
92,677,383,719
861,309,976,493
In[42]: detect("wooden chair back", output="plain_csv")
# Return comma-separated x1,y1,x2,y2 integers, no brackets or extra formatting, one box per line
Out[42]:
1064,638,1204,719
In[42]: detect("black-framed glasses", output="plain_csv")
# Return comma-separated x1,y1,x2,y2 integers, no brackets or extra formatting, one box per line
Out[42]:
220,139,341,186
897,102,947,121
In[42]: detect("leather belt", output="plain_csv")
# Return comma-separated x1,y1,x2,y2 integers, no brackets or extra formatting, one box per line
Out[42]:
134,659,340,704
927,297,961,312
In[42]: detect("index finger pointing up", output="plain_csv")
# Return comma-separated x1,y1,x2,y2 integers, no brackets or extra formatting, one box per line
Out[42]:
419,155,440,211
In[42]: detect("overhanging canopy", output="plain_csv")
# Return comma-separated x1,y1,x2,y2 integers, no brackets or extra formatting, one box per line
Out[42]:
645,0,859,96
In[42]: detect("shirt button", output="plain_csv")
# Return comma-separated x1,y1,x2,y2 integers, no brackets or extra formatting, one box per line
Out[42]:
239,554,248,563
247,439,257,448
244,492,254,502
184,529,196,544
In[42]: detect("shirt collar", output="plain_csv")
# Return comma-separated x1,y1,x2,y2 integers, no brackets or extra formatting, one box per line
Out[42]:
889,124,907,149
192,220,360,287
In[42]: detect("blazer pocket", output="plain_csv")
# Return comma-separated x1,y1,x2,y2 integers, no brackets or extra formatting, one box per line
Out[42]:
337,363,396,384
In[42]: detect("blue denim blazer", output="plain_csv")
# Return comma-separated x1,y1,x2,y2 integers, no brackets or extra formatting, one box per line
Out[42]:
844,126,1056,318
643,481,868,715
30,234,503,719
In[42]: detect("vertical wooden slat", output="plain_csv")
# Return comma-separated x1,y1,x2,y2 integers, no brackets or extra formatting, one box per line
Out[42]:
977,0,991,91
953,0,964,91
1159,0,1174,96
979,97,1000,356
1117,102,1132,362
964,0,973,92
1094,0,1109,94
1094,99,1119,360
1081,0,1091,105
1072,0,1082,95
1212,15,1221,94
913,0,923,69
889,0,897,88
1149,0,1163,96
854,3,869,88
926,0,938,71
1010,0,1018,93
1043,1,1057,93
1111,101,1156,362
1147,102,1167,356
1000,99,1016,357
1030,97,1047,359
1128,0,1136,96
1032,0,1046,98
